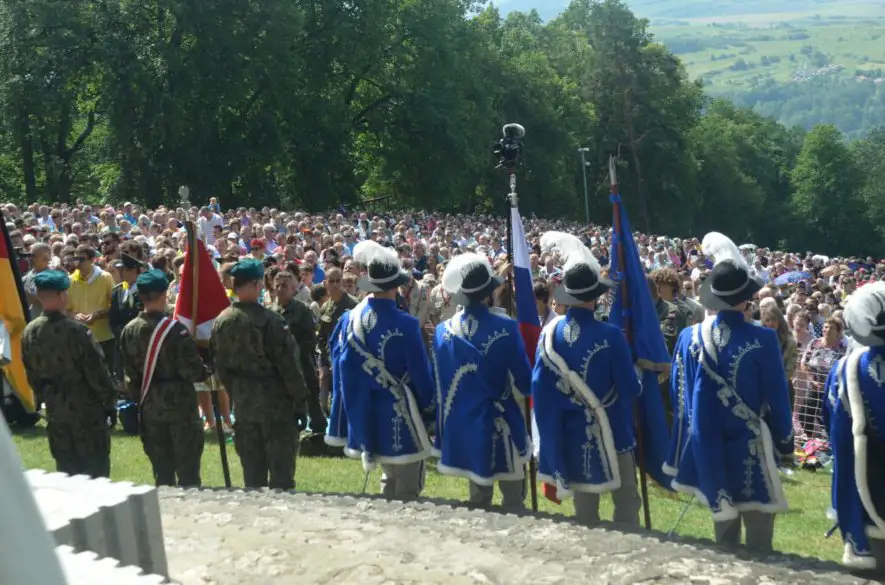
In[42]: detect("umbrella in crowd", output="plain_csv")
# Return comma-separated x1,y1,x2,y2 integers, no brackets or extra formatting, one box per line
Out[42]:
775,271,813,286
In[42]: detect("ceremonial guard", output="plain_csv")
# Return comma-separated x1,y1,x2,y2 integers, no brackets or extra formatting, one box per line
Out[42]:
269,266,327,443
120,270,210,487
663,315,706,479
531,232,642,527
824,282,885,570
671,232,793,552
325,241,435,500
21,270,116,477
211,258,308,489
432,253,531,510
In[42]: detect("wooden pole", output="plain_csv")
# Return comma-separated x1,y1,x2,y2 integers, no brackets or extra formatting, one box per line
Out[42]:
609,156,652,531
506,170,539,513
185,221,232,488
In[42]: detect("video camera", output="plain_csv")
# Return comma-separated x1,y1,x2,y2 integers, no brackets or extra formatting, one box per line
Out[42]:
493,123,525,170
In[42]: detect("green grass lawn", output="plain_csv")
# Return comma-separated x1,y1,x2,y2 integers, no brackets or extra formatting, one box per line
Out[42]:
12,422,842,562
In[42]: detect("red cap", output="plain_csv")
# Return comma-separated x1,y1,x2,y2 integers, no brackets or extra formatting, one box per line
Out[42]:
249,238,265,249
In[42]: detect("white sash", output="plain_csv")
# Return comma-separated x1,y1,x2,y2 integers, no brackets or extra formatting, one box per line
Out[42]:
347,302,432,469
842,348,885,539
698,319,787,510
538,316,621,492
140,317,175,405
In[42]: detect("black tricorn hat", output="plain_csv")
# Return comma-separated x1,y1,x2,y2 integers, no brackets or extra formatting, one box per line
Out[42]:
696,232,763,310
553,262,612,306
540,231,612,307
698,262,763,310
442,253,504,306
353,240,411,293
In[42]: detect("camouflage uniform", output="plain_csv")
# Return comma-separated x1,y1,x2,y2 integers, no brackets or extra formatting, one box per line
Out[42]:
316,293,358,412
210,301,308,489
656,298,680,356
316,293,359,368
21,311,116,477
271,298,325,435
120,311,209,487
681,296,705,326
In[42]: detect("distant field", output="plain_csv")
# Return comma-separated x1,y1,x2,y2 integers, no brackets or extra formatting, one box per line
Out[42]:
649,4,885,92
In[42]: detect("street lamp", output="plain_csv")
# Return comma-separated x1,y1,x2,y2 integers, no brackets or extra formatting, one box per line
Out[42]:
577,147,590,225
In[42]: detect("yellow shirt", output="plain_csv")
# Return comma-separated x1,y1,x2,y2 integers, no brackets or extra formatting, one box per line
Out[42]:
67,267,116,342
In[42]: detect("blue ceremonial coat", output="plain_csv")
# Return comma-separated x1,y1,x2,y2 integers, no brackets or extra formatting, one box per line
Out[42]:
672,311,793,521
325,297,435,468
531,308,641,496
431,303,531,485
664,323,703,477
325,316,350,447
824,346,885,570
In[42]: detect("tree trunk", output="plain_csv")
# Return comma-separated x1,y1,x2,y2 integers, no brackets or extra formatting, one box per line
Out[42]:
15,106,37,201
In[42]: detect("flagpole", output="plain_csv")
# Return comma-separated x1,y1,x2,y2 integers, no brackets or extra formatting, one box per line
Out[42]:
506,170,539,513
609,156,653,530
184,221,232,488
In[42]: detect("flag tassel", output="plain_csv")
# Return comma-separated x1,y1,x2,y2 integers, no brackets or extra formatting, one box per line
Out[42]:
610,156,653,531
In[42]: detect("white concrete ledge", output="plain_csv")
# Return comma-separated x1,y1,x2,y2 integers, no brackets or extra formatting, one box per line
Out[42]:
56,545,176,585
27,470,168,579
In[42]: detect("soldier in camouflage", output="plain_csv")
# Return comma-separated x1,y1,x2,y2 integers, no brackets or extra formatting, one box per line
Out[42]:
269,266,327,443
647,273,679,356
652,267,696,334
316,266,358,412
120,270,210,487
21,270,116,478
211,258,308,489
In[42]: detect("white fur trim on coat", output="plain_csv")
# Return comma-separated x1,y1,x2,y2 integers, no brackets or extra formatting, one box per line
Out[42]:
538,316,621,494
844,347,885,540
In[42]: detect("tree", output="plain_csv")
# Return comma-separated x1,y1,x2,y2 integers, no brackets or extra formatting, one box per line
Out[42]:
790,124,871,254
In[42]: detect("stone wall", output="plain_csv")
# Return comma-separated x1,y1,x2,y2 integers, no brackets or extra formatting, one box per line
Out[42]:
159,488,876,585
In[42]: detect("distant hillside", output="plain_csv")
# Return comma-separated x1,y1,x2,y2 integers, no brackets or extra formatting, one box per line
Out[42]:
493,0,885,136
495,0,885,21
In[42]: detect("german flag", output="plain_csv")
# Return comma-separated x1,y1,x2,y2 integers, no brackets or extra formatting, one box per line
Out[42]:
0,211,35,413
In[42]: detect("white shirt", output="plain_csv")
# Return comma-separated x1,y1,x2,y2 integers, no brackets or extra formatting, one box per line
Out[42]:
197,214,224,245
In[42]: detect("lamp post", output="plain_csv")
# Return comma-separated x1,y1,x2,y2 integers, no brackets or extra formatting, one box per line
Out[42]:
577,147,590,225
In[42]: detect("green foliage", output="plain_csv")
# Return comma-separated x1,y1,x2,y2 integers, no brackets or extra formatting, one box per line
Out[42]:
0,0,883,255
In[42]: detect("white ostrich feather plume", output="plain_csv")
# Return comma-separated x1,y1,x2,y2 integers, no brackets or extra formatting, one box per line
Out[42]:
540,231,601,275
844,282,885,343
442,253,494,295
701,232,749,272
353,240,400,269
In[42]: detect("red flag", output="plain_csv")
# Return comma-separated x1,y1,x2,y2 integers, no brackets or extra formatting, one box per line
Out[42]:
173,223,229,341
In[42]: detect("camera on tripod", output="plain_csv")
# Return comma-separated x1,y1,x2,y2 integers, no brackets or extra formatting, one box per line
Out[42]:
493,123,525,170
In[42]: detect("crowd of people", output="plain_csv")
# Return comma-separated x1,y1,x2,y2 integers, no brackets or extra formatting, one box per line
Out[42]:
3,199,879,443
3,197,885,571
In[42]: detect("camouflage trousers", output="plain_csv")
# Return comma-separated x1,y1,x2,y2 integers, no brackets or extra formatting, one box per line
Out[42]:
234,421,300,489
140,418,204,487
47,421,110,478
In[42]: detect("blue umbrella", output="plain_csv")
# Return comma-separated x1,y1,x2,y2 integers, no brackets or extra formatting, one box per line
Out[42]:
775,271,812,286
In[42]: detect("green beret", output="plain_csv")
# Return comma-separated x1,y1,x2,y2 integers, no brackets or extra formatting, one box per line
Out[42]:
135,269,170,294
33,270,70,292
229,258,264,282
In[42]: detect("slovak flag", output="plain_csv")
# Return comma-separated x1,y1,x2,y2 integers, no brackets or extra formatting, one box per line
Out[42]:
510,206,541,363
174,222,230,341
